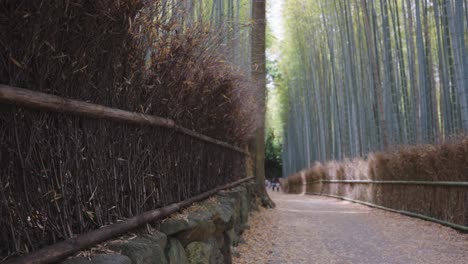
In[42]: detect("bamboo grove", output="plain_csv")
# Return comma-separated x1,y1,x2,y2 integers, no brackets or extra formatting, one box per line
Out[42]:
279,0,468,176
161,0,254,73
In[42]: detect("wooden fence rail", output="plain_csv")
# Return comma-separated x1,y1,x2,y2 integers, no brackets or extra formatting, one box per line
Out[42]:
309,192,468,232
301,180,468,232
309,179,468,187
0,84,247,154
5,177,254,264
0,83,254,263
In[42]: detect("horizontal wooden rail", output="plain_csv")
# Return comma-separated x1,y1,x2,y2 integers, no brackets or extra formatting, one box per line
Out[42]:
309,192,468,232
310,179,468,187
302,180,468,231
5,176,255,264
0,84,248,155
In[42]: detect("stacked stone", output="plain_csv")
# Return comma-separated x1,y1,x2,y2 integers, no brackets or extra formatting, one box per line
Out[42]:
62,182,258,264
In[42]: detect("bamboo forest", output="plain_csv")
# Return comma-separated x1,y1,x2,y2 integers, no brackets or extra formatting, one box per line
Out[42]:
3,0,468,262
274,0,468,176
177,0,254,72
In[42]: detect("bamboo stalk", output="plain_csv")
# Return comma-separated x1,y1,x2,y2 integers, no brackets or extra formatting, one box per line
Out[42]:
5,177,255,264
0,84,247,154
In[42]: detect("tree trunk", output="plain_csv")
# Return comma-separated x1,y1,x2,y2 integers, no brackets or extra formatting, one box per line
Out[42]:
251,0,274,208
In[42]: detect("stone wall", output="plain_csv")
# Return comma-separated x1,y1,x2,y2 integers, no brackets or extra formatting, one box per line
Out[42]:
62,181,259,264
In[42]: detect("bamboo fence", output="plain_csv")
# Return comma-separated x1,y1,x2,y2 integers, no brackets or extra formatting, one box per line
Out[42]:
300,179,468,231
0,84,249,259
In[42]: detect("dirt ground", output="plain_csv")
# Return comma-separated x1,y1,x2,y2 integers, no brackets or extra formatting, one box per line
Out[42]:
234,191,468,264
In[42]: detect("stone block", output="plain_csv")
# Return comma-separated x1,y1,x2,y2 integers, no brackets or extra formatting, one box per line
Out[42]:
207,238,223,264
217,193,241,231
92,254,132,264
226,228,239,247
61,257,92,264
201,199,234,233
61,254,132,264
141,231,167,249
177,220,216,246
108,238,167,264
160,218,193,236
166,238,188,264
185,241,211,264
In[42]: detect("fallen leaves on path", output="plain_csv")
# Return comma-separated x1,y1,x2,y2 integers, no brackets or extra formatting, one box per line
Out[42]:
233,207,276,264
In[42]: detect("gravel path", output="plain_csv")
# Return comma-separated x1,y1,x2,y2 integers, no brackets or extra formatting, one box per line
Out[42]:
234,191,468,264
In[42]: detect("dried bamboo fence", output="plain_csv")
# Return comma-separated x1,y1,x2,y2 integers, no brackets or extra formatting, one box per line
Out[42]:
284,140,468,231
288,178,468,231
312,180,468,231
0,85,249,259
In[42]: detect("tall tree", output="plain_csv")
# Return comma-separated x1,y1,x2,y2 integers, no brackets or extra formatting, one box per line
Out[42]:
251,0,274,207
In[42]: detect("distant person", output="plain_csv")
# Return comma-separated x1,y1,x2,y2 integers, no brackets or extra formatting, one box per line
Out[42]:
272,178,280,191
265,179,271,189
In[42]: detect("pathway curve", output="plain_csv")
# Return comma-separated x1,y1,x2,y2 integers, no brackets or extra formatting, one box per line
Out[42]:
234,191,468,264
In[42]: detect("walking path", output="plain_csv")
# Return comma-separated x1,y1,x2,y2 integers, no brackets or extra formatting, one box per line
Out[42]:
234,191,468,264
